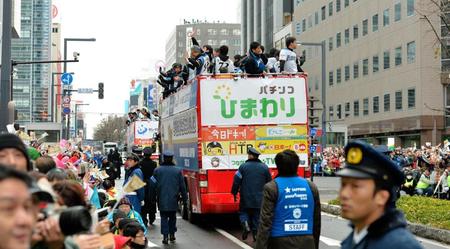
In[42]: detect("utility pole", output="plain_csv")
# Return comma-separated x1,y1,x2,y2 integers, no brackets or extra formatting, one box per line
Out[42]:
62,38,96,139
0,0,13,132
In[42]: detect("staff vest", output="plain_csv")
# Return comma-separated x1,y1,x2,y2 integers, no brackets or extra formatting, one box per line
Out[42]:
270,176,314,237
416,176,430,189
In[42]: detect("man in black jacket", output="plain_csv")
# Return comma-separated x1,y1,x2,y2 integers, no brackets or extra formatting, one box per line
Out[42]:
241,41,267,76
140,147,157,226
232,147,272,241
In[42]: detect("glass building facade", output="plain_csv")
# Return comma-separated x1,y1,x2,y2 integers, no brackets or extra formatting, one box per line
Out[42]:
11,0,52,123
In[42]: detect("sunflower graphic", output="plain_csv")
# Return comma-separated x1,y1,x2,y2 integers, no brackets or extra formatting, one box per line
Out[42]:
213,84,232,100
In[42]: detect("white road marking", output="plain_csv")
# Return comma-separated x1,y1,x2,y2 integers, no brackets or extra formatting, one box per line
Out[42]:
214,228,253,249
320,236,341,247
147,240,160,248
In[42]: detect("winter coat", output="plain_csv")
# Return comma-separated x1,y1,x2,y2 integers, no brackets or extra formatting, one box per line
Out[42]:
255,179,321,249
341,209,423,249
124,166,145,212
151,163,187,212
231,158,272,209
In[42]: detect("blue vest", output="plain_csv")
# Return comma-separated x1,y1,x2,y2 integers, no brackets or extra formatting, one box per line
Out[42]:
270,176,314,237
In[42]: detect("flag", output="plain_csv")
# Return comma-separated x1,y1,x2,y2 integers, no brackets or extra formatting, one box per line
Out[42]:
123,175,146,193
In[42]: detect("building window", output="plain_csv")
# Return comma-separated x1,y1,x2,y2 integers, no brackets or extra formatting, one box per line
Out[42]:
345,65,350,81
372,14,379,32
407,0,415,16
337,104,342,119
383,9,390,27
344,28,350,44
208,29,217,35
337,68,342,83
345,102,350,117
302,19,306,32
329,106,334,120
395,91,402,110
362,19,368,36
363,98,369,116
315,11,319,25
329,2,333,16
407,41,416,63
308,15,313,28
336,0,341,12
295,22,302,35
373,96,379,113
321,6,326,20
353,61,359,79
408,88,416,108
344,0,349,7
353,24,359,39
233,29,241,36
384,93,390,112
220,40,228,45
329,37,333,51
384,50,390,69
373,55,379,73
329,71,334,86
395,46,402,66
220,29,228,35
315,77,319,90
336,32,341,47
395,3,401,21
354,100,360,117
363,58,369,76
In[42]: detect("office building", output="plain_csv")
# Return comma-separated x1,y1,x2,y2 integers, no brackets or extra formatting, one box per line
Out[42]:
165,21,241,67
240,0,294,52
11,0,52,123
293,0,446,146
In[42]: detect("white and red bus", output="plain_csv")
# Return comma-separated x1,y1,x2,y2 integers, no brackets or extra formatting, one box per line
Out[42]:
160,74,309,222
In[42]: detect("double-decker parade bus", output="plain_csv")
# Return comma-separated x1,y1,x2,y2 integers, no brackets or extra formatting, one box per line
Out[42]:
160,74,309,222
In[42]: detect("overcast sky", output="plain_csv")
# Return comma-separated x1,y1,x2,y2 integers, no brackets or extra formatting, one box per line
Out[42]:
57,0,240,138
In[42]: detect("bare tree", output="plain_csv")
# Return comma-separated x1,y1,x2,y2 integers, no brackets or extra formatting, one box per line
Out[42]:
93,115,127,142
418,0,450,60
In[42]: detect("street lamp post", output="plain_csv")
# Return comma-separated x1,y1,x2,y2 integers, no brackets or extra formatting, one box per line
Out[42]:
63,38,96,140
298,41,327,154
0,0,13,132
74,103,89,138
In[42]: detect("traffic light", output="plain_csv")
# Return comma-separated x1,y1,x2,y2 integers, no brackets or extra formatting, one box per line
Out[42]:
308,96,322,128
98,82,104,99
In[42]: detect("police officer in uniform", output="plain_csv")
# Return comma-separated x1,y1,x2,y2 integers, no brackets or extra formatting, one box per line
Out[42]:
232,147,272,241
150,151,187,244
256,149,321,249
337,140,423,249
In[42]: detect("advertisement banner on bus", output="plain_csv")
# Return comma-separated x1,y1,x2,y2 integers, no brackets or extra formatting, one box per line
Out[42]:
201,126,255,141
255,125,308,140
161,81,197,118
200,77,307,126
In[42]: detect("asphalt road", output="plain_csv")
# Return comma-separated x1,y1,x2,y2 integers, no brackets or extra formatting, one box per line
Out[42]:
116,172,448,249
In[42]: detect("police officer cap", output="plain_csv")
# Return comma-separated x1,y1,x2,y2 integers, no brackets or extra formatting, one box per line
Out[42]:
247,147,261,156
336,140,404,187
126,153,140,162
163,150,174,157
143,147,153,156
374,145,392,155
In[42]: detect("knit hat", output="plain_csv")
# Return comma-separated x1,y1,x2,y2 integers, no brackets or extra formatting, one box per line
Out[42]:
0,133,32,171
117,197,132,207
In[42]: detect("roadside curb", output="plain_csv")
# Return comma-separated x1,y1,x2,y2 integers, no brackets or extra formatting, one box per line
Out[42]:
320,203,450,245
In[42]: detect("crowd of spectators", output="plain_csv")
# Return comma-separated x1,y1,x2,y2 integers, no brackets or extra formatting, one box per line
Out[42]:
0,132,153,249
315,142,450,200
